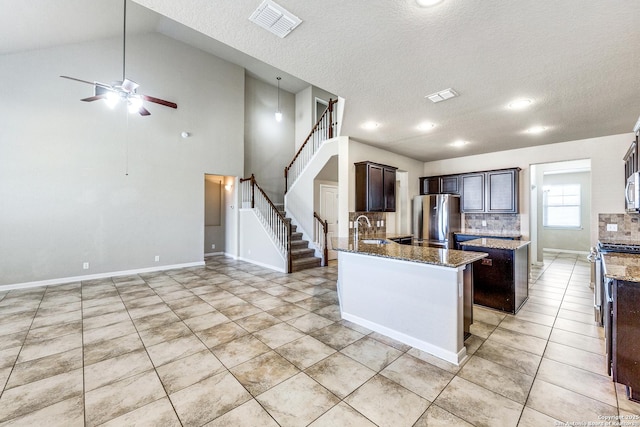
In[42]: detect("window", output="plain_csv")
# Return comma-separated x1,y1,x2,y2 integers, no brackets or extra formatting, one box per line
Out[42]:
543,184,581,228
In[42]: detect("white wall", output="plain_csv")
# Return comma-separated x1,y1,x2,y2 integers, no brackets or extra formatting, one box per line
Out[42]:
0,33,245,286
244,75,295,203
338,139,425,237
423,133,633,245
294,85,337,151
238,210,286,272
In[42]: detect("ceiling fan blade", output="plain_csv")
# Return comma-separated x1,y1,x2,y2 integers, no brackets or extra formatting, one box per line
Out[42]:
141,94,178,109
81,95,106,102
60,75,112,89
138,106,151,116
121,78,139,93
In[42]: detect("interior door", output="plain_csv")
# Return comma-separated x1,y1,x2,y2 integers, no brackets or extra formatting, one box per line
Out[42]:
320,184,339,260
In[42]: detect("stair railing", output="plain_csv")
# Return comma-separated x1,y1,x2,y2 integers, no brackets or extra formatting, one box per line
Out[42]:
240,174,292,272
313,212,329,267
284,98,338,193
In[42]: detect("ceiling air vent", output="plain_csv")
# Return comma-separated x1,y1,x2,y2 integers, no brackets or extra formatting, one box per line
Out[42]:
425,88,459,103
249,0,302,38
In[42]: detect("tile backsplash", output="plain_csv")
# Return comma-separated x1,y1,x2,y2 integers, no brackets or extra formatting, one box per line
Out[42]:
348,212,386,238
463,213,521,233
598,213,640,243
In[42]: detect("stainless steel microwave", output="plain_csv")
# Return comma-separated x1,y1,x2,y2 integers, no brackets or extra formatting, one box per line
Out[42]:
626,172,640,212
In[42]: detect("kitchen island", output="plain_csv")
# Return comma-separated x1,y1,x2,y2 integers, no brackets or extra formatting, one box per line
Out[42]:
332,237,487,365
460,238,530,314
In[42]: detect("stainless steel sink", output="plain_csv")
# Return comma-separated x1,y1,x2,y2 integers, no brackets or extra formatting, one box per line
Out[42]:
360,239,391,245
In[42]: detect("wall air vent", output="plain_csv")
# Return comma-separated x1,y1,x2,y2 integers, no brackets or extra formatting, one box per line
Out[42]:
425,88,459,103
249,0,302,39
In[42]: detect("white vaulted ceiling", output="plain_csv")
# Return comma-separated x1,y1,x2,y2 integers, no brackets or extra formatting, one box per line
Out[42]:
2,0,639,161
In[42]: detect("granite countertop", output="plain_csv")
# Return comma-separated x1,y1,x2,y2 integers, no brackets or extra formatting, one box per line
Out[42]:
602,252,640,282
331,237,488,268
366,233,412,240
455,230,523,238
460,238,531,250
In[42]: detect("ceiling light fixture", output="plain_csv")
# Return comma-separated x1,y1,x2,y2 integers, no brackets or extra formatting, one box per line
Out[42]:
362,121,380,130
525,126,547,134
416,0,443,6
275,77,282,122
426,88,458,103
450,140,468,147
417,122,436,131
508,98,533,110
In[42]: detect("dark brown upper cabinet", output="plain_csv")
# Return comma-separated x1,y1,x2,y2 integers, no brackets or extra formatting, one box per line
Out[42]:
420,175,460,195
355,161,397,212
460,173,485,212
624,139,638,182
421,167,520,213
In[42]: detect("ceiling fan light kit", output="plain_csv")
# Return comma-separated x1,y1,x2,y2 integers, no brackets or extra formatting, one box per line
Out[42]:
60,0,177,116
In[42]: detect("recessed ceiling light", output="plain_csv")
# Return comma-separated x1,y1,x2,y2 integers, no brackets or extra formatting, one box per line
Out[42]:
417,122,436,131
525,126,547,134
362,121,380,130
416,0,443,6
508,98,533,110
450,140,468,147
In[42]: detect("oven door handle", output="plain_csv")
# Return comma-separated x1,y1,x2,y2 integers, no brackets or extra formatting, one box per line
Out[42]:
604,278,614,303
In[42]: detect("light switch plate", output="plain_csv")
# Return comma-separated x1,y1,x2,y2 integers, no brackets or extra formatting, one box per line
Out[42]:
606,224,618,232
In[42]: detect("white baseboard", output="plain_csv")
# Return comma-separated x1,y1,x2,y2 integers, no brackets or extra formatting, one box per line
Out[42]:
0,261,205,292
236,257,286,273
543,248,589,255
204,252,224,257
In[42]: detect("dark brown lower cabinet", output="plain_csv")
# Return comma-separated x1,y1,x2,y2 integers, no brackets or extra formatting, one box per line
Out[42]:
464,244,529,314
612,279,640,402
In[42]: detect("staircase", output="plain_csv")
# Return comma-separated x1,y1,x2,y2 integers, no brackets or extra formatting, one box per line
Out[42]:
276,205,322,272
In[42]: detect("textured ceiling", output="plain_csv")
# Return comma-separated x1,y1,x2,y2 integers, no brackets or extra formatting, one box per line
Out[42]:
2,0,639,161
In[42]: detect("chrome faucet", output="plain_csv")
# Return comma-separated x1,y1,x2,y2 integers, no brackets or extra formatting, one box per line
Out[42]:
354,214,372,241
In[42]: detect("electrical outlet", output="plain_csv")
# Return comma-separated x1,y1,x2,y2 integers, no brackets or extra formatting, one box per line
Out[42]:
482,220,487,227
211,244,216,249
607,224,618,232
82,262,89,270
154,256,160,262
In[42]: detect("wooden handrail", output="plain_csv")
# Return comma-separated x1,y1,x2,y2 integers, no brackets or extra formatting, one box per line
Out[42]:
241,174,292,272
313,211,329,267
284,98,337,193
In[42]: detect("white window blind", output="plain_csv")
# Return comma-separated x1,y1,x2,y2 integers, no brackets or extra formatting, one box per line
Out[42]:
543,184,581,228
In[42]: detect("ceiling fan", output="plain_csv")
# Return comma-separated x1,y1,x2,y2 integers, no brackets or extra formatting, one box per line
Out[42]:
60,0,177,116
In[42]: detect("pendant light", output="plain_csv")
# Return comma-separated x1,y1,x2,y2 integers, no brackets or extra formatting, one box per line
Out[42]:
275,77,283,122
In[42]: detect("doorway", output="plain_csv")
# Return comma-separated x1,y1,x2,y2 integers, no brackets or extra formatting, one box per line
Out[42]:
315,97,328,124
529,159,591,264
319,184,339,260
204,174,236,257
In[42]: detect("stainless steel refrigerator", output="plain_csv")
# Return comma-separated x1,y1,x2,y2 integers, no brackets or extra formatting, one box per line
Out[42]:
412,194,461,249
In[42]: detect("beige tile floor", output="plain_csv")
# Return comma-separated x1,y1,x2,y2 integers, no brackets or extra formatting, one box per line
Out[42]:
0,252,639,426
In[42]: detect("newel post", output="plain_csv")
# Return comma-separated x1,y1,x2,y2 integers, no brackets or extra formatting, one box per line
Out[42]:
328,99,334,139
250,174,255,209
284,167,288,195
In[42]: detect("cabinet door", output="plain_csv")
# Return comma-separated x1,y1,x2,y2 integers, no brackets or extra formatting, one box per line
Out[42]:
383,167,396,212
624,141,638,180
420,177,441,194
367,164,384,211
487,169,518,213
441,176,459,194
460,173,485,212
